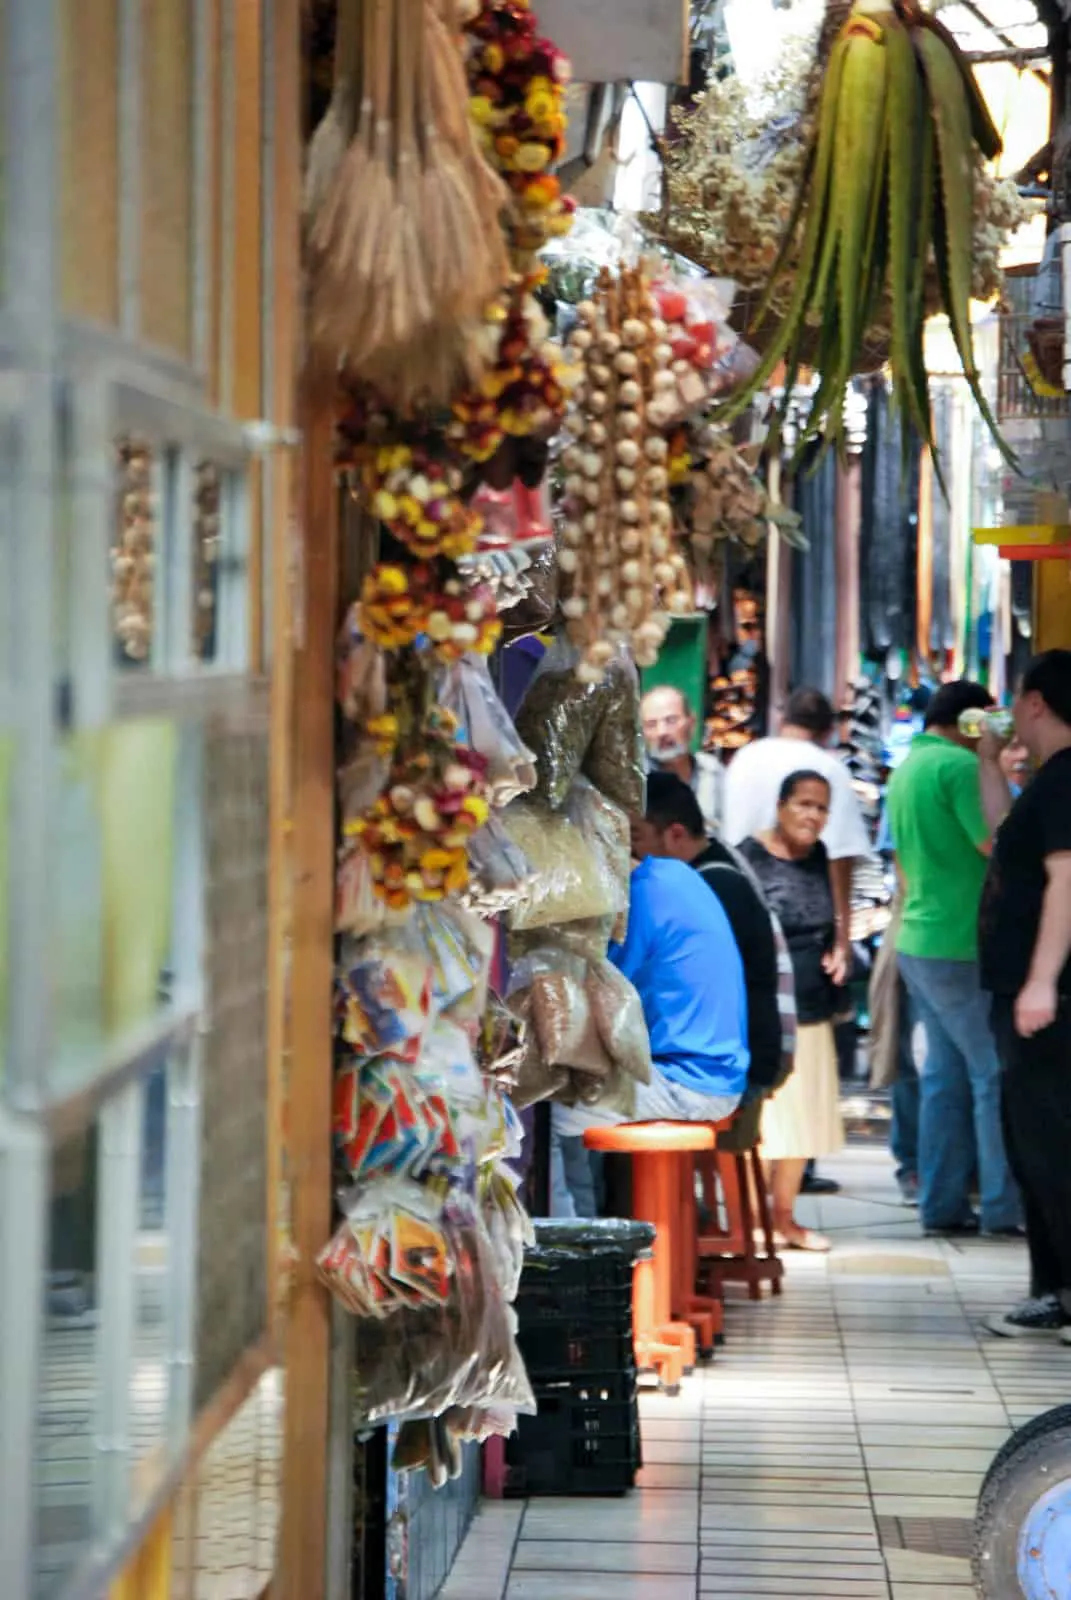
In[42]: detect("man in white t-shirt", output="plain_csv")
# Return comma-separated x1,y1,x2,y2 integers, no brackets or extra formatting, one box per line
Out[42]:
725,687,871,992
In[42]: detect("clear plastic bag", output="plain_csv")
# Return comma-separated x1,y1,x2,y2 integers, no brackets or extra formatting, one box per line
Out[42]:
463,814,535,915
504,780,630,932
499,543,558,643
438,654,536,806
336,606,388,723
342,1195,536,1426
335,928,434,1062
513,638,644,814
332,1021,491,1186
587,958,652,1085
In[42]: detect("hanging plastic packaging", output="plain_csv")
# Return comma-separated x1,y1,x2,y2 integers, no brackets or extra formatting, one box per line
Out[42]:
438,654,537,805
513,638,644,814
504,779,630,934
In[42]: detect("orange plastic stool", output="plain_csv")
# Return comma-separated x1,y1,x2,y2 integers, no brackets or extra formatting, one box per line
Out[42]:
583,1121,717,1392
696,1143,784,1300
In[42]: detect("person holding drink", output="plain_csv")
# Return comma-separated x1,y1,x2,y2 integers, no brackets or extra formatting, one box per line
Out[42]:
886,681,1022,1238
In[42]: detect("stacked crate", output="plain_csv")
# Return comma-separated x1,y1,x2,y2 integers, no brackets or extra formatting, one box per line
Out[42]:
506,1220,654,1496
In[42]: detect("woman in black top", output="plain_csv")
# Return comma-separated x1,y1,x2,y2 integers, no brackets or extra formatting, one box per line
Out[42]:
739,770,845,1251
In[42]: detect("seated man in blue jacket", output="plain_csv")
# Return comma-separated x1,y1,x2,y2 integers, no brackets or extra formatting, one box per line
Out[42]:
555,855,748,1155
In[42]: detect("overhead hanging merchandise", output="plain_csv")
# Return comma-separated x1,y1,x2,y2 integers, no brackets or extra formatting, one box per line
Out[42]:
311,0,659,1486
647,6,1033,472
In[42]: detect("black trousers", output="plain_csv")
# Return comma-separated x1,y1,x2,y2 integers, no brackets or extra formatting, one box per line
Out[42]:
991,997,1071,1299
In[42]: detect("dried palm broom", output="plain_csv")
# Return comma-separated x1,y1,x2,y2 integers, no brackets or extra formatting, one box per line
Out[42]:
303,0,363,229
388,0,434,346
308,0,511,406
308,0,396,362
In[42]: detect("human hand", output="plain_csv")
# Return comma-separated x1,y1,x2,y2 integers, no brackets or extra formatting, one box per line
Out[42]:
1015,976,1058,1038
823,942,849,988
977,723,1008,766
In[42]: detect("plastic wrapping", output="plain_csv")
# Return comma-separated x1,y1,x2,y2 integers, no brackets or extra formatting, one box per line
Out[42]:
477,991,529,1083
332,1192,536,1427
336,845,390,939
499,542,558,642
438,654,536,805
417,903,493,1025
528,1217,656,1258
482,1163,534,1303
335,929,434,1062
336,606,388,723
338,745,392,825
463,813,535,914
587,958,652,1086
504,780,630,932
513,639,644,814
333,1021,491,1185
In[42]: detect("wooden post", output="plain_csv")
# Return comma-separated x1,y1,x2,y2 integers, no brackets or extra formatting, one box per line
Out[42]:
265,0,301,1344
276,381,337,1600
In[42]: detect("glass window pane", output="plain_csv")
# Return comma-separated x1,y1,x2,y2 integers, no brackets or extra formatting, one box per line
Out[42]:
130,1057,173,1516
50,718,178,1097
112,437,159,669
35,1117,103,1599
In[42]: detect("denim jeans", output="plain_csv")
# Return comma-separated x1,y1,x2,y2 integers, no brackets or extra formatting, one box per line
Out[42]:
549,1131,598,1218
889,977,920,1182
898,954,1021,1232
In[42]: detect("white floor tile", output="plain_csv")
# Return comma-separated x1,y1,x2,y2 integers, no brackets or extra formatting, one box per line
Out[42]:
444,1145,1043,1597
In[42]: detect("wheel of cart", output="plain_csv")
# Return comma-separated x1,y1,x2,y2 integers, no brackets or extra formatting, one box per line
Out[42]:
973,1405,1071,1598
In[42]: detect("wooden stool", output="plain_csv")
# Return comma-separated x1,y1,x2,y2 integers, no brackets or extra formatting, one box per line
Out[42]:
584,1121,717,1392
696,1142,784,1300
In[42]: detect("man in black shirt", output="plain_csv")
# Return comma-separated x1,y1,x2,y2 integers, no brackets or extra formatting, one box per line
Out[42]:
633,772,795,1102
978,651,1071,1340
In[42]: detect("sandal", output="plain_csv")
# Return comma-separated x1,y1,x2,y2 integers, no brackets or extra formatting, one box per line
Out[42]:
777,1225,832,1254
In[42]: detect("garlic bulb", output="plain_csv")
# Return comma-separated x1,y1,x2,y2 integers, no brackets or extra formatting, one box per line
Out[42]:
556,264,684,680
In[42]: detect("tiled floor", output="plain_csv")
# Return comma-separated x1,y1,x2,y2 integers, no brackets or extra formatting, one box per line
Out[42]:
441,1143,1061,1600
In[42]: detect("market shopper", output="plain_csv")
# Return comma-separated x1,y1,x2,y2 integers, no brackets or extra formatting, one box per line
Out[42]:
739,771,846,1253
553,855,747,1179
886,680,1021,1238
978,652,1071,1339
641,684,725,836
633,771,795,1100
724,687,867,996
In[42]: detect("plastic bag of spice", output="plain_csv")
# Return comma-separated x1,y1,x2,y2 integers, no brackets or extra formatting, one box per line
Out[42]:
503,780,630,932
587,958,652,1085
513,638,644,813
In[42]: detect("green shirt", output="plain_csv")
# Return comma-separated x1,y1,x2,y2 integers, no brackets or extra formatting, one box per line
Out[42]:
887,733,990,962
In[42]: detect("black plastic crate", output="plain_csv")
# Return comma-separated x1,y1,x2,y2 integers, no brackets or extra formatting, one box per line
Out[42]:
518,1316,635,1378
505,1370,641,1497
516,1250,635,1325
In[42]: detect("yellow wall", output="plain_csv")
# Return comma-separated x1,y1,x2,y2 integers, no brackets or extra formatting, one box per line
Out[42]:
109,1510,172,1600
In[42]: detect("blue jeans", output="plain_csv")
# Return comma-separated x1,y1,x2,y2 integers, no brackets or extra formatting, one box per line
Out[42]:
549,1129,599,1218
890,977,919,1182
898,955,1021,1232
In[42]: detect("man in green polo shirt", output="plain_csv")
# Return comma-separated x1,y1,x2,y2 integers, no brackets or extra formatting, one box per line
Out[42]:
887,681,1021,1238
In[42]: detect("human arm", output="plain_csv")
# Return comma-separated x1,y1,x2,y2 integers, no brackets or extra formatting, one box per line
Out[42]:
1017,852,1071,1036
826,856,852,987
977,725,1014,837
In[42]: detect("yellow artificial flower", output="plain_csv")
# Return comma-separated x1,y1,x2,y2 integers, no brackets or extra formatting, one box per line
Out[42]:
514,141,550,173
469,95,496,124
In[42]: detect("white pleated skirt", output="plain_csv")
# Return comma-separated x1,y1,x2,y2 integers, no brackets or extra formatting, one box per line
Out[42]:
760,1021,845,1162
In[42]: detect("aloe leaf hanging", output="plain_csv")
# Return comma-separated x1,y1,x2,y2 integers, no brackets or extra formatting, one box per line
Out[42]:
719,0,1017,482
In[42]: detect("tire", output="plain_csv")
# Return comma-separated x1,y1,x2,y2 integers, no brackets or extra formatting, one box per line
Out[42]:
973,1405,1071,1599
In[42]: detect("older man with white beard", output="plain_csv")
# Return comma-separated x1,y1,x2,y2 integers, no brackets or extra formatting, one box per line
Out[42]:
640,684,725,837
